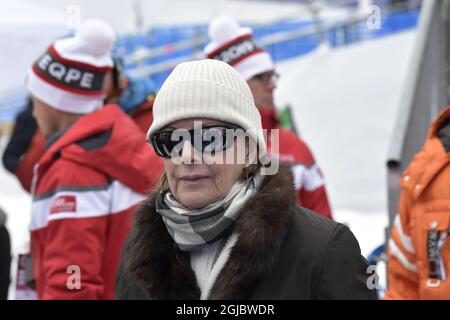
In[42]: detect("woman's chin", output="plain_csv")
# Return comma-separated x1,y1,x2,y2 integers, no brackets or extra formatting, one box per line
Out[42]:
178,193,217,211
180,199,208,210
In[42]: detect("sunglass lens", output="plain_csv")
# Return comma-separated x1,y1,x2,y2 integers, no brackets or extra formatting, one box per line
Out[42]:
152,132,177,158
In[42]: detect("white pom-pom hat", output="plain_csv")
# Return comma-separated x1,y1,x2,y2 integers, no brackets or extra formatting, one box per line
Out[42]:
27,19,116,114
204,15,274,81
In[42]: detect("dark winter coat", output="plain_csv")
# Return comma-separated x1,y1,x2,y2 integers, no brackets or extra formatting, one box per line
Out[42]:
115,164,377,300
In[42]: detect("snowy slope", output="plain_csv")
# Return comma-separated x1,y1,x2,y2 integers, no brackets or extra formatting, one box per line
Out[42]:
276,31,416,214
275,30,416,255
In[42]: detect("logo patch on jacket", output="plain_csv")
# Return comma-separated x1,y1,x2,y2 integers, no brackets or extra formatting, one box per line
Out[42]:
50,195,77,214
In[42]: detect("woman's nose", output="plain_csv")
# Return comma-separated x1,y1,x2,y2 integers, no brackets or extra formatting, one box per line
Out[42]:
179,141,202,164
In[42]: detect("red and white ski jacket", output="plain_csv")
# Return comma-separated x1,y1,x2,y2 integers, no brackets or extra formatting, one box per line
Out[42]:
30,104,163,299
262,108,332,219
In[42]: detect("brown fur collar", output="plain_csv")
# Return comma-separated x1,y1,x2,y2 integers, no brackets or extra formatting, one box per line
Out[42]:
122,163,296,299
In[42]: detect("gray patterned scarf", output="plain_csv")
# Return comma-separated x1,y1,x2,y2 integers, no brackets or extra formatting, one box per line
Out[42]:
156,173,262,251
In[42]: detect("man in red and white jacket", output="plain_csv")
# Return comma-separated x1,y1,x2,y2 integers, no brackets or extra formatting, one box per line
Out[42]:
26,19,162,299
204,16,332,219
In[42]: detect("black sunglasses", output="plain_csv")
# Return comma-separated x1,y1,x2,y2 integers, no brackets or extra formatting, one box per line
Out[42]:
150,124,243,158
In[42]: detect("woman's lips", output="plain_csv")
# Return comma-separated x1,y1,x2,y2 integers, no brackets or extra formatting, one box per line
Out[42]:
179,175,209,185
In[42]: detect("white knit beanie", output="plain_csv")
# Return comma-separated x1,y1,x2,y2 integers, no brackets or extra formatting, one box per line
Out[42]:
147,59,267,156
27,19,115,114
204,15,274,81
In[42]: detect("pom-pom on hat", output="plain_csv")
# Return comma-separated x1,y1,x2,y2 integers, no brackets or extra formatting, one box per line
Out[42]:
27,19,116,114
204,15,274,81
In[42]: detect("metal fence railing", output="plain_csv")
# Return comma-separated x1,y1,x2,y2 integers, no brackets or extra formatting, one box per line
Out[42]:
386,0,450,228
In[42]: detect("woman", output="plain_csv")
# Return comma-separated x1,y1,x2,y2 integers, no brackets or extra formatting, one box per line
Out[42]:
115,59,377,300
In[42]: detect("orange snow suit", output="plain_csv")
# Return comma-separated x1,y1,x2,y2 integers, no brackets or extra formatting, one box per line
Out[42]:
385,106,450,299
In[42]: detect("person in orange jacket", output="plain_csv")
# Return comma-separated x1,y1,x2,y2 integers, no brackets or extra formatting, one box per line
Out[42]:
204,16,332,219
2,57,159,193
385,106,450,300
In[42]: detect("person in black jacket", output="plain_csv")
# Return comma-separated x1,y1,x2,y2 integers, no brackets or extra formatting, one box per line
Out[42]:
0,207,11,300
115,59,377,300
2,99,37,175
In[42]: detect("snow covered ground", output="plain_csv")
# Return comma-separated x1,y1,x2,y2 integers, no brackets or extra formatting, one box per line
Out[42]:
0,29,416,298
